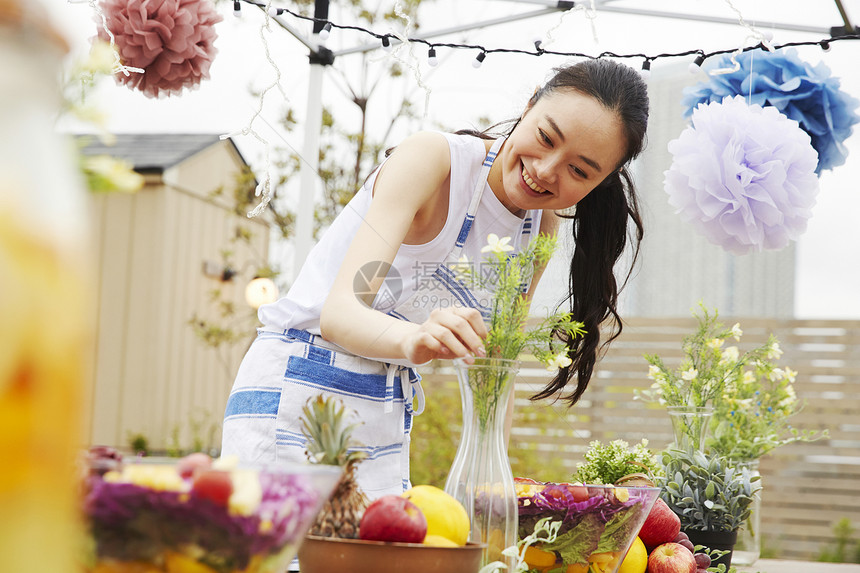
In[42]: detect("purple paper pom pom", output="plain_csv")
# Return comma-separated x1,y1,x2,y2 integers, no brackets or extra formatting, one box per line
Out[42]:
664,95,819,255
681,49,860,174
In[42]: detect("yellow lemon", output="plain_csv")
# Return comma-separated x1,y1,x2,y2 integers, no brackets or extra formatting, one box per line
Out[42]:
423,534,459,547
402,485,470,546
617,537,648,573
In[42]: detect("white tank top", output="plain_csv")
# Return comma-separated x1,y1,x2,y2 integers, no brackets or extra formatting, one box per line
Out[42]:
258,132,542,357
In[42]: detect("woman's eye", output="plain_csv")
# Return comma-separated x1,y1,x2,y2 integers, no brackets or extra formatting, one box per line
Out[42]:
572,166,587,178
538,129,552,145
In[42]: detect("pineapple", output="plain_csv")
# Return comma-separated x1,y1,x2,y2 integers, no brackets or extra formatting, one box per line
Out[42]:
301,395,369,539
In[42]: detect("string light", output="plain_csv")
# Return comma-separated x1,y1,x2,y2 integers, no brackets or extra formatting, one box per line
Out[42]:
472,51,486,68
533,37,543,53
427,46,438,67
318,21,332,41
233,0,241,17
267,6,283,17
641,58,651,80
233,2,860,72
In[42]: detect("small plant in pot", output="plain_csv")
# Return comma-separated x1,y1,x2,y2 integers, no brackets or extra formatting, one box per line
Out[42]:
656,448,761,569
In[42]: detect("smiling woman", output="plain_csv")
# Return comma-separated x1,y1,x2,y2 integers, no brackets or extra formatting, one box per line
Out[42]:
221,60,650,528
490,89,627,212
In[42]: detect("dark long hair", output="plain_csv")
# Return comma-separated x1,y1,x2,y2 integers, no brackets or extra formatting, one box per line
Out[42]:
462,59,648,406
536,60,648,405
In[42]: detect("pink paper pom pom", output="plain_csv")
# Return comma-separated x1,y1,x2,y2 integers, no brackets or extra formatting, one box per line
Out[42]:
97,0,223,98
664,95,820,255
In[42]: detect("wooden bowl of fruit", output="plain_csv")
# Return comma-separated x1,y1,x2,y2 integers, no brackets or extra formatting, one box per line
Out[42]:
299,485,484,573
298,536,484,573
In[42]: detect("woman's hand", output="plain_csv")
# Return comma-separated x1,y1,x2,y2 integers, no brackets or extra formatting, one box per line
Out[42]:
401,307,488,365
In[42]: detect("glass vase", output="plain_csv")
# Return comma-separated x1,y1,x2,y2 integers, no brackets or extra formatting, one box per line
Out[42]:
444,357,520,569
667,405,713,452
732,460,762,566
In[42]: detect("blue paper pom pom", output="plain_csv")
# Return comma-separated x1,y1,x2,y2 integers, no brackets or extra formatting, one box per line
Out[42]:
681,49,860,174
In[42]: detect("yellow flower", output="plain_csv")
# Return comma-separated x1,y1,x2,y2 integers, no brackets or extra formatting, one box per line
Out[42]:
481,233,514,254
546,352,572,372
743,370,756,383
84,155,144,193
681,368,698,381
731,323,743,341
88,40,119,74
707,338,724,349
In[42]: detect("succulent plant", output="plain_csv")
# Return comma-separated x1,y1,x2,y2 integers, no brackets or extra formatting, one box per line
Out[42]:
656,448,761,532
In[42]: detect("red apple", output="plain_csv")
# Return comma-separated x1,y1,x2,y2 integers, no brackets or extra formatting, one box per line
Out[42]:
647,542,697,573
191,469,233,506
639,498,681,550
359,495,428,543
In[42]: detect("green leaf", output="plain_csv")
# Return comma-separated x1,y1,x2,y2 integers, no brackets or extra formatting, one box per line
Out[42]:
595,504,641,553
542,514,604,566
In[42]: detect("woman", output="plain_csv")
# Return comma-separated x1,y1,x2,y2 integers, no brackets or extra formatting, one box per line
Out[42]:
222,58,649,499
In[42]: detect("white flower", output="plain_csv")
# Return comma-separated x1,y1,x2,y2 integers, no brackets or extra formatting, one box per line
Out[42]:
707,338,724,349
731,323,743,341
546,352,573,372
743,370,756,384
481,233,514,254
647,365,662,380
784,367,797,383
768,342,784,360
704,500,715,509
771,368,786,381
720,346,740,364
681,368,698,381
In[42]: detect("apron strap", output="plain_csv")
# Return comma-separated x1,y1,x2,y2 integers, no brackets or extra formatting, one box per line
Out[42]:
384,363,425,415
451,137,506,258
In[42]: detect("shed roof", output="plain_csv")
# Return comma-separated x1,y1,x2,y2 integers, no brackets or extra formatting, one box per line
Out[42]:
76,133,244,173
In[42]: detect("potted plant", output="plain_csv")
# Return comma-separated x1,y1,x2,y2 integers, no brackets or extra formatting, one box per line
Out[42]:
656,448,761,569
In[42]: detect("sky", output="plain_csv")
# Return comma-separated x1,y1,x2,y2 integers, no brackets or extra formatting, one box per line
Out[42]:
48,0,860,318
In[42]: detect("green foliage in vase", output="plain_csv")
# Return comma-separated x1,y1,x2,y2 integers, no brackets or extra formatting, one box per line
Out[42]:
455,233,585,430
573,439,663,485
657,448,760,532
463,233,585,364
637,305,770,408
636,304,826,461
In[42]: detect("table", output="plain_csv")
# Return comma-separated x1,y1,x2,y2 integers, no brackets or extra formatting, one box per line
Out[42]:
738,559,860,572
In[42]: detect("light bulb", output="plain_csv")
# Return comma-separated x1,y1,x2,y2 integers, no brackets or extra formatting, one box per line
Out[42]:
245,277,279,310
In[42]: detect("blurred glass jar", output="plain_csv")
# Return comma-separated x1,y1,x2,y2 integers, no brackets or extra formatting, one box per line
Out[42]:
0,2,92,572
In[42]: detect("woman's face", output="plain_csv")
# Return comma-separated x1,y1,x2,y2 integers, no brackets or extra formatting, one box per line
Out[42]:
490,89,627,214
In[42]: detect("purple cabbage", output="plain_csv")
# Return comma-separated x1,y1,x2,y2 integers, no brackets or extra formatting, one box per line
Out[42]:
84,471,322,573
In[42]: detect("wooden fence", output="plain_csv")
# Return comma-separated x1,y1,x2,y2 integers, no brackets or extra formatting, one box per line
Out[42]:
416,317,860,561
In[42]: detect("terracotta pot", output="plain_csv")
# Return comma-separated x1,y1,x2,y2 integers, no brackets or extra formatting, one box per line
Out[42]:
682,527,738,569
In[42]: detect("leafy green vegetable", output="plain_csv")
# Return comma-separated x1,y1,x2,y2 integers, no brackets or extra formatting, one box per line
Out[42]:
542,513,604,565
